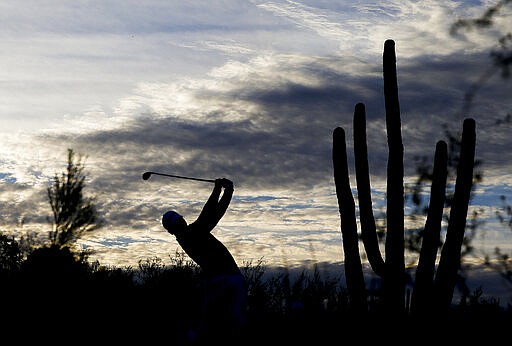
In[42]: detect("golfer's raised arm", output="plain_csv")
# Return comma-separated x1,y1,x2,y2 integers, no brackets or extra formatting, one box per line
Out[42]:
194,178,232,231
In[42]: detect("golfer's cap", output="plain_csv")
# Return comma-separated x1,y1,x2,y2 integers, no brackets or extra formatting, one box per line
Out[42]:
162,211,183,228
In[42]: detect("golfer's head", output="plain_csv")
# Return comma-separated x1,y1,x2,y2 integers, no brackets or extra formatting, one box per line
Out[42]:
162,210,187,234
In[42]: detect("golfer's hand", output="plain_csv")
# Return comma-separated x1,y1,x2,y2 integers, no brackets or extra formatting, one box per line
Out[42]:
220,178,234,190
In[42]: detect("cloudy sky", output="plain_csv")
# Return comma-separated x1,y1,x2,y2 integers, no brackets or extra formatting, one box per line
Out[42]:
0,0,511,290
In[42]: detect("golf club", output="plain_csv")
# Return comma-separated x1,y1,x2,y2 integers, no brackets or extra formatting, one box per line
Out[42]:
142,171,216,183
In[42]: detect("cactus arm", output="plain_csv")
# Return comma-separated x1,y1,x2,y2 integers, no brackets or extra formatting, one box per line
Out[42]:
434,118,476,309
353,102,386,277
333,126,368,312
411,140,448,314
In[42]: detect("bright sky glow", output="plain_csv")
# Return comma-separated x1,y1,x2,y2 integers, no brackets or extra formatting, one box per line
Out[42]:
1,1,511,304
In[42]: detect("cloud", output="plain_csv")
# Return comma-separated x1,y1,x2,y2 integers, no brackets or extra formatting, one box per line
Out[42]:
44,47,511,183
15,41,507,265
1,0,511,270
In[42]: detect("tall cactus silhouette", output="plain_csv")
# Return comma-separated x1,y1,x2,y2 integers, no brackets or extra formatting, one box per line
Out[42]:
332,39,476,316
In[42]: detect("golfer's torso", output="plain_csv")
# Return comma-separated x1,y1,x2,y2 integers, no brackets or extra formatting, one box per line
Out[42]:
177,225,240,277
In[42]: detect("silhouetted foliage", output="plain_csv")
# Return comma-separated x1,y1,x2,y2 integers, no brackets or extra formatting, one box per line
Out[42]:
488,195,512,285
0,233,22,272
451,0,512,116
20,244,90,288
0,230,510,343
47,148,103,247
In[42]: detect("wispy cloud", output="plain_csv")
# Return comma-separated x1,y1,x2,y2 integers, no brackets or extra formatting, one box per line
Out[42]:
257,0,352,43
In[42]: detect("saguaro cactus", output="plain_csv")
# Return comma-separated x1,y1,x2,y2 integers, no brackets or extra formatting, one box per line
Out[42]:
332,39,476,316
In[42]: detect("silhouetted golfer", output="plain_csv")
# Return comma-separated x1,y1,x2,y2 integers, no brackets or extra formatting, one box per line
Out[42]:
162,178,247,345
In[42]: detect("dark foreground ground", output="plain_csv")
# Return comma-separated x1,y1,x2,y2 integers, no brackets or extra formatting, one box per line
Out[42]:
3,285,511,345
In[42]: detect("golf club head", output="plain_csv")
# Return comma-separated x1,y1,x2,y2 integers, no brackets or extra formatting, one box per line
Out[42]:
142,172,152,180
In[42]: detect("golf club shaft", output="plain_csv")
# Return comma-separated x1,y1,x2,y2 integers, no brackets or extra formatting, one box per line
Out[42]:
143,171,216,183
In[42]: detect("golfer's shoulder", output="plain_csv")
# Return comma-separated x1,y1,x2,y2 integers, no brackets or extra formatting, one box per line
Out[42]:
187,221,209,235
